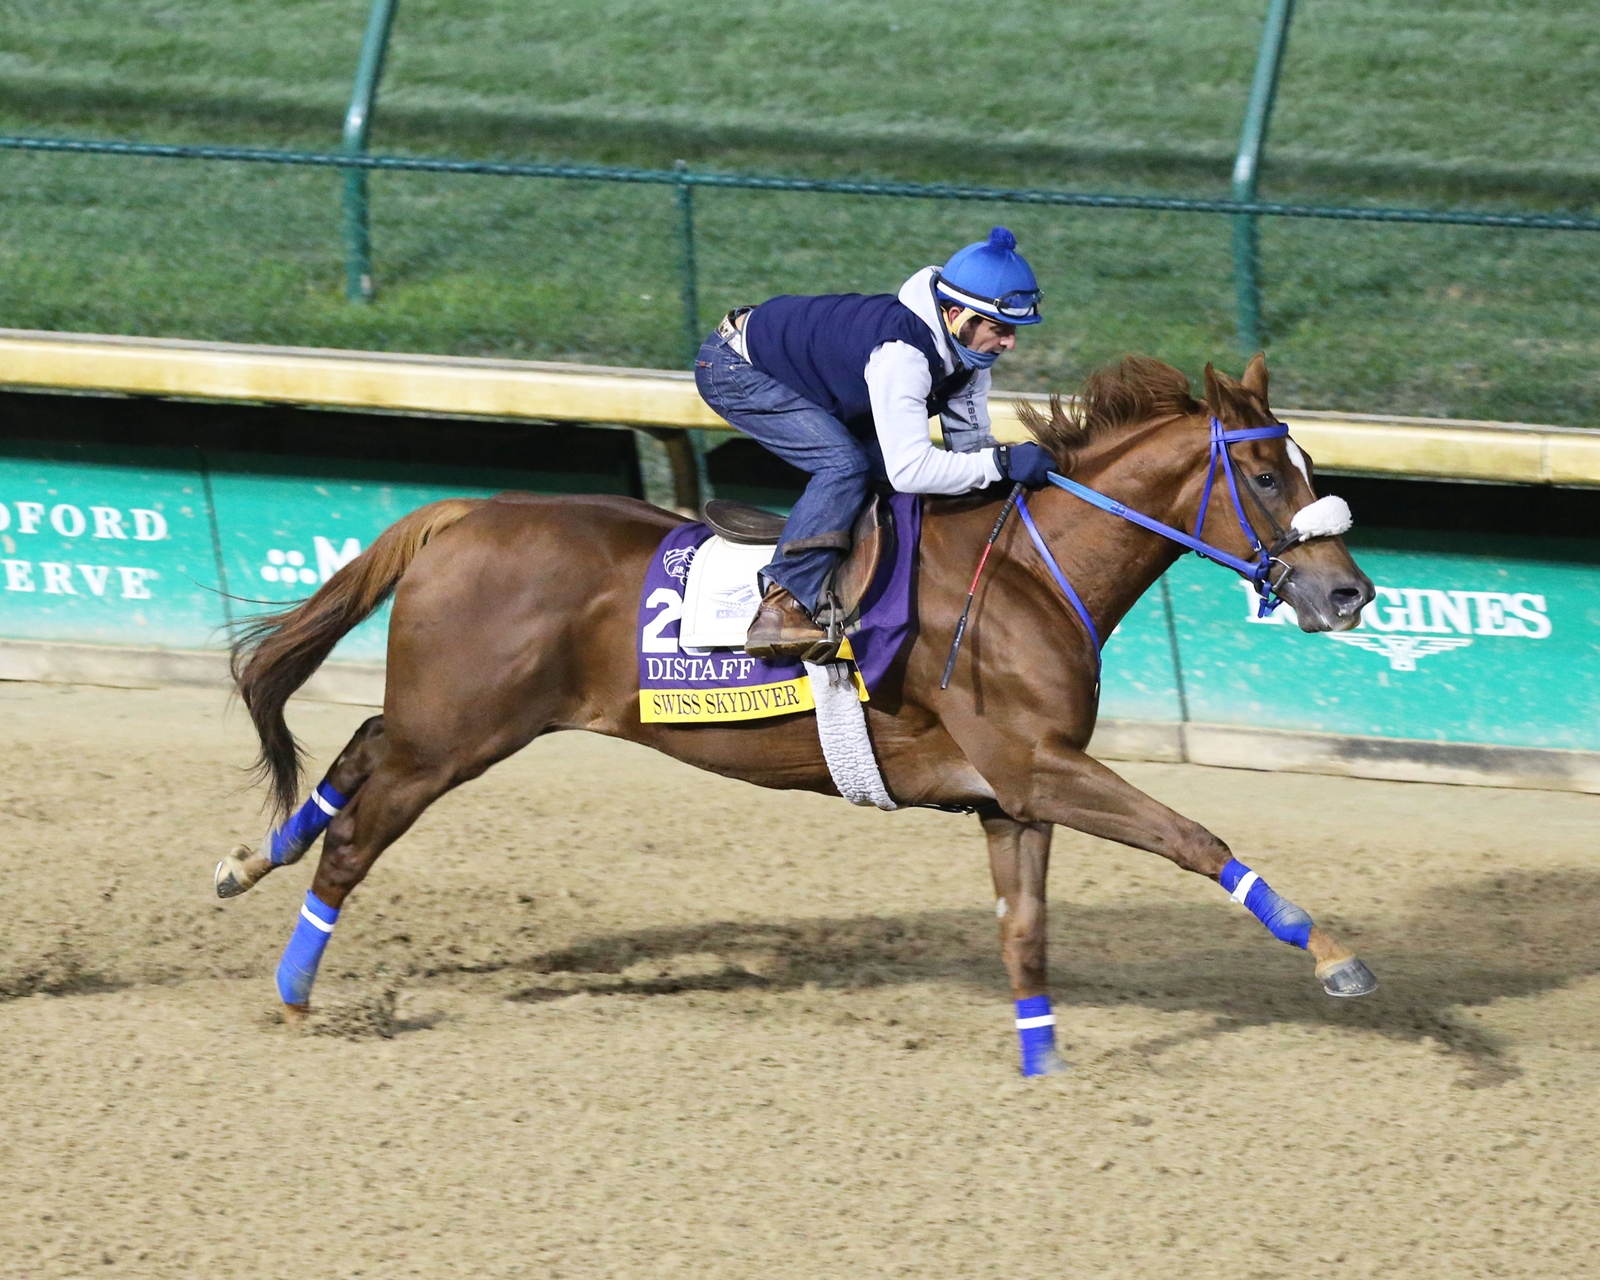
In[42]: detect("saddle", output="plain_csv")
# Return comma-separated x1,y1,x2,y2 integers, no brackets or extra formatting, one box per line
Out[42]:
704,493,893,634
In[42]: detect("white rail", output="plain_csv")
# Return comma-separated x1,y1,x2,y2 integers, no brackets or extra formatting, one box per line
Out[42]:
2,328,1596,486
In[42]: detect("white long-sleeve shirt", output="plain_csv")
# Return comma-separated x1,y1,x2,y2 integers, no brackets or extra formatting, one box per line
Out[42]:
861,266,1002,494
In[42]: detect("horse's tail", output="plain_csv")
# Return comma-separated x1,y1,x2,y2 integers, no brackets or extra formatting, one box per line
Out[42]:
231,498,482,822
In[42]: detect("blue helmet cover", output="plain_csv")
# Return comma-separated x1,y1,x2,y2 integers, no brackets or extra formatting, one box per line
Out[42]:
935,226,1042,325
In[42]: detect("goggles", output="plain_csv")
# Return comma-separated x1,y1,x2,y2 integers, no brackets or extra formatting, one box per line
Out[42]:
990,288,1044,320
935,274,1043,322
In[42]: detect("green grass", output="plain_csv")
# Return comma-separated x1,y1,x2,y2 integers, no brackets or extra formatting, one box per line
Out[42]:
0,1,1596,423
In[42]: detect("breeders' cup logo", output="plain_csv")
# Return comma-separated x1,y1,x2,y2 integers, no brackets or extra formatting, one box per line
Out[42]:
710,580,760,621
1243,582,1551,671
663,546,696,583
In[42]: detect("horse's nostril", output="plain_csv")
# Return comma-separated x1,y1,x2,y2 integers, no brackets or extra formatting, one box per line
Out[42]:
1330,586,1364,615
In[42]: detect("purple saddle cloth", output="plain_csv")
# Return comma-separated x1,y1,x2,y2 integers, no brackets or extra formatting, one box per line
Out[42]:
636,492,920,722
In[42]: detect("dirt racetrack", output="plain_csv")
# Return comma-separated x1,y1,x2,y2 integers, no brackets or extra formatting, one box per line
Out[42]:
2,681,1598,1278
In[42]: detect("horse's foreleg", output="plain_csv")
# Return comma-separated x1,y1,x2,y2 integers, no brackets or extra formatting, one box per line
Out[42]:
215,715,388,899
981,806,1067,1077
1008,749,1376,998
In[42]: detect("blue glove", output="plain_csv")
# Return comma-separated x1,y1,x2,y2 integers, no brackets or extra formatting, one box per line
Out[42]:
996,442,1055,487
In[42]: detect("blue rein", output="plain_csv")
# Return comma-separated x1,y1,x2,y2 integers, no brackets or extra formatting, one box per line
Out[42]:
1015,495,1101,661
1014,417,1290,676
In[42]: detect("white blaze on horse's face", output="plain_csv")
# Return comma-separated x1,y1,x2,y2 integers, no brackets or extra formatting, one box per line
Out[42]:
1284,437,1312,487
1281,435,1353,540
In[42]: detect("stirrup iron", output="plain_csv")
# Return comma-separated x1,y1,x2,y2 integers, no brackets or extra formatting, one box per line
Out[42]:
804,587,846,664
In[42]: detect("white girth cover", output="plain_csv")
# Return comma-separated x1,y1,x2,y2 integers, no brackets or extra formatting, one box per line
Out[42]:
803,659,898,811
678,536,899,810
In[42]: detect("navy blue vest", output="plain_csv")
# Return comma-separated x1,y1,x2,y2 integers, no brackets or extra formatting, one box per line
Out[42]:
744,293,972,436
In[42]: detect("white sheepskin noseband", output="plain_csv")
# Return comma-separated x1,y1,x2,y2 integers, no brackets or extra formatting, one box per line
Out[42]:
1290,494,1353,540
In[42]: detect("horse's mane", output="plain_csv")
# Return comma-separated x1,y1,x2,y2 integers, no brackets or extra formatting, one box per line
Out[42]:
1017,355,1201,472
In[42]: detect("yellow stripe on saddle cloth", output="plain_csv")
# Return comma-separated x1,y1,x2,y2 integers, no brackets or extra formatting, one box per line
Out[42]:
638,639,868,725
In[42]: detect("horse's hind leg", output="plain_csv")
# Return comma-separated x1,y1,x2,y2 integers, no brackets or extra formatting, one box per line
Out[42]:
981,806,1067,1078
215,715,388,899
273,737,501,1017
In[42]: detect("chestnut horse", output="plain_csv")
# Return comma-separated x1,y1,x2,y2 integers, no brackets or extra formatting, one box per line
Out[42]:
221,354,1378,1074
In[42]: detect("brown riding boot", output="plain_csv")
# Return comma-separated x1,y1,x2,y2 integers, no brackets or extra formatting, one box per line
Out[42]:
745,585,830,661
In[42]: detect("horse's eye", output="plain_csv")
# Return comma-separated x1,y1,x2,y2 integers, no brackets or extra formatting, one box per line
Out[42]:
1255,472,1277,491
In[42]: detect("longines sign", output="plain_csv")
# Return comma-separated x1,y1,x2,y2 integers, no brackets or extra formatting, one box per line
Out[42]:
1102,544,1600,753
1243,581,1552,671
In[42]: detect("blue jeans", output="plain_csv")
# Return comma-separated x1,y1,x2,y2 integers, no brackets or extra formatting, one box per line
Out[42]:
695,333,884,615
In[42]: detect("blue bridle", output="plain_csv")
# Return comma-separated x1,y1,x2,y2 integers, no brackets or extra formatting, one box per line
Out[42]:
1014,417,1293,678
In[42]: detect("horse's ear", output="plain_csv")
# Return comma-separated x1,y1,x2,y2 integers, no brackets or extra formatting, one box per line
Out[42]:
1204,361,1264,424
1241,352,1269,404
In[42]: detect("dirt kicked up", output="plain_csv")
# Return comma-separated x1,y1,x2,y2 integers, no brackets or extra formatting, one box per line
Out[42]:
1,681,1597,1278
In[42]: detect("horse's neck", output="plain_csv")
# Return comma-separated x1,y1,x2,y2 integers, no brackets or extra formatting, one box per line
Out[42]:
1032,416,1209,634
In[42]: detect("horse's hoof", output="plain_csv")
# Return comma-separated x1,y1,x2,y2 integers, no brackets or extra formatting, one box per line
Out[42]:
1317,956,1378,998
215,846,271,899
1022,1049,1071,1077
280,1003,309,1028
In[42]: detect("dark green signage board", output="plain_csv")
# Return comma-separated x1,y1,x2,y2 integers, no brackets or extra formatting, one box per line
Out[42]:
0,444,630,664
0,443,223,649
2,443,1596,756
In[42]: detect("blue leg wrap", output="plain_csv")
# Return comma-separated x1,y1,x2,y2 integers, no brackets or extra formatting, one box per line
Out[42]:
276,890,339,1005
1015,995,1057,1077
267,781,349,866
1220,858,1314,949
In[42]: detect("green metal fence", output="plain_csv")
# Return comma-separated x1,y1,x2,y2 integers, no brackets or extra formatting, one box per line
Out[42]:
3,130,1596,371
1230,0,1296,354
1,0,1597,371
339,0,397,304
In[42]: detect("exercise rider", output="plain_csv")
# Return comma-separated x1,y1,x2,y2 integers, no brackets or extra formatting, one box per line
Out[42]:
694,225,1057,662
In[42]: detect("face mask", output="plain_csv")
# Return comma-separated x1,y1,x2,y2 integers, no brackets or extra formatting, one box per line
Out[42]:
944,305,1002,370
949,334,1000,370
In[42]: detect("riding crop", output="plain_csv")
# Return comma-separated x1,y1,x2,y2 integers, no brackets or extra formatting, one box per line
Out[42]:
940,482,1023,690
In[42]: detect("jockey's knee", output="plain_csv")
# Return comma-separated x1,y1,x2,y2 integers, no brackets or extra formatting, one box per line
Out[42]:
812,440,872,481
